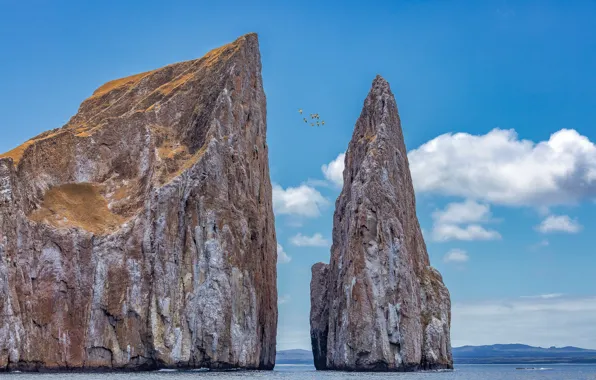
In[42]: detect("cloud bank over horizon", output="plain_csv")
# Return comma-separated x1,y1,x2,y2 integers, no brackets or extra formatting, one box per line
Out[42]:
451,295,596,349
277,294,596,351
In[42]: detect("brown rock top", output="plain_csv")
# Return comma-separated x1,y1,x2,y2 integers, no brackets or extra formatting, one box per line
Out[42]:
310,75,453,371
0,33,278,371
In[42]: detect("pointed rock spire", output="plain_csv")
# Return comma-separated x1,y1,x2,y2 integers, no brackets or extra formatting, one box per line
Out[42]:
310,76,453,371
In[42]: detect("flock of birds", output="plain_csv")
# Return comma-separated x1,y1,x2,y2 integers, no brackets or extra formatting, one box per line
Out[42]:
299,109,325,127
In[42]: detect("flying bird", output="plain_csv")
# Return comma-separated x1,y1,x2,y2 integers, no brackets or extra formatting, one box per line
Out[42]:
298,110,325,127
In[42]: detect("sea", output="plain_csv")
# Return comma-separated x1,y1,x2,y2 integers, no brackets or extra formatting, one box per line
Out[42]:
2,365,596,380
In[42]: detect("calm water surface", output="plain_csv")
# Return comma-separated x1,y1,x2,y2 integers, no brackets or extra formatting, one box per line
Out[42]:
3,365,596,379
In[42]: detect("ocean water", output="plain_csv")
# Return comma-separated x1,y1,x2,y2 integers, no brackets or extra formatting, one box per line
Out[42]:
2,365,596,380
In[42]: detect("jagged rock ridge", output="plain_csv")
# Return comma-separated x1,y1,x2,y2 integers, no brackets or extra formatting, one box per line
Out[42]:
0,33,277,371
310,76,453,371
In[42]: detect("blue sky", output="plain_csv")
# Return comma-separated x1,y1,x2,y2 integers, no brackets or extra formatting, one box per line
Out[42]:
2,0,596,350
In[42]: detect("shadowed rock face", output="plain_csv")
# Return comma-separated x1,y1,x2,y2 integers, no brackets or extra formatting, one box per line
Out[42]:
0,33,277,371
310,76,452,372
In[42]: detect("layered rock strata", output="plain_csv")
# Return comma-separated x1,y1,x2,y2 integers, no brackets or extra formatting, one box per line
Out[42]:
0,33,277,371
310,76,452,371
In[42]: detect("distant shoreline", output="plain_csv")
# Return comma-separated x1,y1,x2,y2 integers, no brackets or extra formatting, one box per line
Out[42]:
454,359,596,364
277,344,596,366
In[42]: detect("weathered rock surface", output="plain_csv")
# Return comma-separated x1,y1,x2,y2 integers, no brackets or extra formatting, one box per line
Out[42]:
0,33,277,371
310,76,452,371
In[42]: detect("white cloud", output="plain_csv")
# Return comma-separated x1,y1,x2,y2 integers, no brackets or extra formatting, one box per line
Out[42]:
278,294,291,305
272,183,329,218
529,239,550,251
321,153,345,188
277,243,291,264
444,248,469,263
521,293,564,299
432,199,493,225
409,128,596,207
285,219,305,228
433,224,501,242
431,200,501,242
305,178,335,189
451,296,596,349
536,214,582,234
290,233,331,247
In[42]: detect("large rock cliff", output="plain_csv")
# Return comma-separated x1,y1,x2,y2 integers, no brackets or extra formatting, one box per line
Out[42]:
0,33,277,371
310,76,452,371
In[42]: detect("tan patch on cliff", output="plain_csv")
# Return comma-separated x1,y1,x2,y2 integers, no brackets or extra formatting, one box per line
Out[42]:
0,142,34,164
102,179,141,218
154,131,209,185
157,142,190,160
0,130,64,164
169,145,208,179
29,183,126,235
156,72,195,96
91,71,155,99
202,38,243,68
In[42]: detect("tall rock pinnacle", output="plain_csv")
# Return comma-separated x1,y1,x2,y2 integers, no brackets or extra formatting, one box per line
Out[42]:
310,75,453,371
0,33,277,371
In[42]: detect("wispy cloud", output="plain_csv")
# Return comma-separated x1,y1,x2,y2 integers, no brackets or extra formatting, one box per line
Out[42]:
536,214,582,234
520,293,564,299
432,199,493,225
431,200,501,242
304,178,335,189
443,248,469,263
433,224,501,242
290,233,331,247
277,243,292,264
529,239,549,251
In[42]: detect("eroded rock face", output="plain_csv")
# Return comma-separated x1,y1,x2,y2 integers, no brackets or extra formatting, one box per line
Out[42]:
0,33,277,371
310,76,452,371
310,263,329,370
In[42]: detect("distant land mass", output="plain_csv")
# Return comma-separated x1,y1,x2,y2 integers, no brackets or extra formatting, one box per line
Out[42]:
277,344,596,365
276,350,314,365
452,344,596,364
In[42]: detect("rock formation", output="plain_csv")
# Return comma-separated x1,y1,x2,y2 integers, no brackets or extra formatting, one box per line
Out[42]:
310,76,452,371
0,33,277,371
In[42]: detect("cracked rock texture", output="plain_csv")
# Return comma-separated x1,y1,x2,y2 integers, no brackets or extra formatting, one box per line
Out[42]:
0,33,277,371
310,76,452,372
